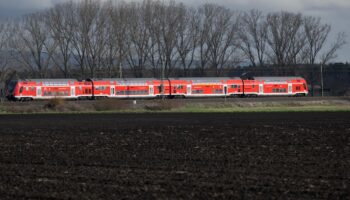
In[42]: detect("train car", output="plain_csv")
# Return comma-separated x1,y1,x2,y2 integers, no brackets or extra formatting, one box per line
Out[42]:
86,79,112,99
74,80,94,99
181,77,242,97
226,78,244,97
242,79,261,97
151,78,188,98
113,78,154,98
6,79,78,101
105,77,242,98
244,77,308,96
6,76,308,100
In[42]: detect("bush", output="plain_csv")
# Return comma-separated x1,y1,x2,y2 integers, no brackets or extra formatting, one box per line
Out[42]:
44,98,64,110
344,88,350,96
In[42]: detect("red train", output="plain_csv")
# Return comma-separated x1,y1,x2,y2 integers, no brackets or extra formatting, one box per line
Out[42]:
6,77,308,101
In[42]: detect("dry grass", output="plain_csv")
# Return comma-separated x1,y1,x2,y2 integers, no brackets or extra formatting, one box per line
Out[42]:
144,99,184,111
1,97,350,114
93,98,131,111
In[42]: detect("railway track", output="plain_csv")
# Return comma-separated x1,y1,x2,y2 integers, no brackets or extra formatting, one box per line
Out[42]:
2,95,349,104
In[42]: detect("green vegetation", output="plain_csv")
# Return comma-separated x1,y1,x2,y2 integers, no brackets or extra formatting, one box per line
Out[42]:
0,98,350,114
173,105,350,113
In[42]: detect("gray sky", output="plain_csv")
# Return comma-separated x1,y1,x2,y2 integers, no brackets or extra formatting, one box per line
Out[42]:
0,0,349,62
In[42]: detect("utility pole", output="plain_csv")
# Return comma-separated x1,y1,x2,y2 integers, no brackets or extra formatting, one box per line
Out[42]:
161,63,165,99
119,63,122,78
320,63,324,97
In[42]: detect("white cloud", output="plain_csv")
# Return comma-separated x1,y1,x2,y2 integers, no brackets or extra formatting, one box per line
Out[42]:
0,0,52,10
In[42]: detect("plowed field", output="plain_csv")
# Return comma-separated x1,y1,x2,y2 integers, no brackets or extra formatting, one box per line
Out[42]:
0,112,349,199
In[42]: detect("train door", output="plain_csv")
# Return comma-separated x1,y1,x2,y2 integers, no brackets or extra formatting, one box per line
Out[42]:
288,83,292,94
37,87,41,98
149,85,154,96
224,85,227,95
187,84,191,95
259,84,264,94
110,86,115,97
71,86,75,97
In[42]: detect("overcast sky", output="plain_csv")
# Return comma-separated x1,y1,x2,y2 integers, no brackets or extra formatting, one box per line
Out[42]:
0,0,349,62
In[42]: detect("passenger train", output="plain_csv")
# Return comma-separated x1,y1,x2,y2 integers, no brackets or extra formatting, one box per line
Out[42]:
6,77,308,101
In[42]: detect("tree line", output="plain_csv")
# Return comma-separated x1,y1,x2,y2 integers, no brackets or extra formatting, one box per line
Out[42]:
0,0,346,84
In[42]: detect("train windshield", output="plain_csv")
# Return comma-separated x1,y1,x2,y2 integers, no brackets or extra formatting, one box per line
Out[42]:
7,81,18,94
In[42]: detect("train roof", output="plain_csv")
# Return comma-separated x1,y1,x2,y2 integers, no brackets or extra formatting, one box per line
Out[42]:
93,78,156,83
94,78,156,81
21,79,77,83
92,77,241,83
253,77,305,81
174,77,241,82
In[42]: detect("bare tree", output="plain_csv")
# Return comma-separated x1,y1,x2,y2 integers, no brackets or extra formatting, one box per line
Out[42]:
84,1,108,78
150,1,182,78
302,16,331,64
2,0,348,81
106,1,130,78
266,12,305,67
0,21,11,97
196,4,215,76
239,9,267,67
320,32,346,64
206,5,240,76
70,0,94,79
126,1,153,78
46,1,75,78
11,12,56,78
176,6,199,77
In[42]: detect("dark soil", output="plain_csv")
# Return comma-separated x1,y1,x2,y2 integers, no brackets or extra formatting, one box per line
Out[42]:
0,112,349,199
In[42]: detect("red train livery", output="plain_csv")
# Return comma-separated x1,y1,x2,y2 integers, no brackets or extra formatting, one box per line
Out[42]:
6,77,308,101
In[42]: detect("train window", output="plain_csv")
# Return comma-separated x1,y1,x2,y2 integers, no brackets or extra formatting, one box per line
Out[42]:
252,85,255,88
193,89,203,94
230,85,237,89
177,85,183,89
212,89,222,94
19,87,23,93
95,86,106,90
31,87,35,91
296,86,301,91
25,87,29,91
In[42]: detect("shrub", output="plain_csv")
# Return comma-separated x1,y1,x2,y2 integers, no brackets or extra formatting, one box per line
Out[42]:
344,88,350,96
44,98,64,110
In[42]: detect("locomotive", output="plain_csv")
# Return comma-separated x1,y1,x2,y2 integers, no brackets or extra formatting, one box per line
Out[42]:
6,76,308,101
